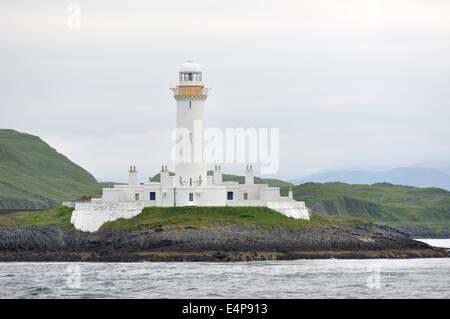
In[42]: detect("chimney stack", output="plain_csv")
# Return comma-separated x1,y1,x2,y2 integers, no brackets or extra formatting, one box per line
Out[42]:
245,164,254,185
160,164,170,186
213,165,222,185
128,165,138,185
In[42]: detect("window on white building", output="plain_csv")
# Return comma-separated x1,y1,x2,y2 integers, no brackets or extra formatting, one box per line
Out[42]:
243,193,248,200
149,192,156,201
189,193,194,202
135,193,140,201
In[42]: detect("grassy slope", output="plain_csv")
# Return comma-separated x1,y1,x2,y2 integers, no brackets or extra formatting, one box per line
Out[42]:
101,207,363,231
0,129,101,210
0,206,363,231
294,182,450,233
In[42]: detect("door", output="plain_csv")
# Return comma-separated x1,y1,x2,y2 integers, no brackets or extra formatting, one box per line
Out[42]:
188,192,196,206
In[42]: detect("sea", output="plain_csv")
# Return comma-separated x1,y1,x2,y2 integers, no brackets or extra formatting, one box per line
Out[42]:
0,239,449,299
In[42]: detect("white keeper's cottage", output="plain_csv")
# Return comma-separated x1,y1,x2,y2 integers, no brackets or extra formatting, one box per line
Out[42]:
70,61,309,232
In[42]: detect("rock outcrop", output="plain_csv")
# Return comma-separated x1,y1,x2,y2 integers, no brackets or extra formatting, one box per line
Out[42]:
0,223,447,261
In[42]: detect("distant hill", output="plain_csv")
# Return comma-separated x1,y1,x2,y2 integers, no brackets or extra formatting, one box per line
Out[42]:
418,162,450,176
291,167,450,190
294,182,450,237
0,129,101,210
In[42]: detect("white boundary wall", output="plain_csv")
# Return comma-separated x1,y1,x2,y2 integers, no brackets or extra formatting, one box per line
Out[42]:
267,201,310,220
71,202,144,232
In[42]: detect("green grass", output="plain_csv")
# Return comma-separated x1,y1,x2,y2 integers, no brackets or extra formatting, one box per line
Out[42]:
101,206,364,231
0,206,363,232
294,182,450,233
0,206,75,229
0,129,102,210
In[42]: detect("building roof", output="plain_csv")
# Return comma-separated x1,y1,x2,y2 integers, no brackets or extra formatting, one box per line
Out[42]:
179,60,202,73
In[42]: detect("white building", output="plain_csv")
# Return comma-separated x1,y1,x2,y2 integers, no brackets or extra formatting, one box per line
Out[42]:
71,61,309,232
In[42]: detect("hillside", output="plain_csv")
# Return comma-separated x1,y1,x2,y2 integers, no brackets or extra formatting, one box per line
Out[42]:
0,129,101,210
294,182,450,237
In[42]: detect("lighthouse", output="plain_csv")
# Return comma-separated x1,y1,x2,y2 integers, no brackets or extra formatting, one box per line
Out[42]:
71,60,310,232
171,61,209,187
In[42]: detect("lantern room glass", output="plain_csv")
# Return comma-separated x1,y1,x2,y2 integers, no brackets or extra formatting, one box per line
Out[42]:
180,72,202,82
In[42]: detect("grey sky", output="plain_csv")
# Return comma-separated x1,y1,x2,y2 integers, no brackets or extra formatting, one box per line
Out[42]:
1,0,450,182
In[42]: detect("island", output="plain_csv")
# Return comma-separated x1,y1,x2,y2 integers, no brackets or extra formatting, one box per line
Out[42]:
0,206,447,262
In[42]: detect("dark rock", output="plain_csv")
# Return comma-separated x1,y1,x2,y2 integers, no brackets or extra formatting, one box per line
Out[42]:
0,223,447,261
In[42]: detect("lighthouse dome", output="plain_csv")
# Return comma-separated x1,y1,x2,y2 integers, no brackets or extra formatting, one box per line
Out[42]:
179,60,202,73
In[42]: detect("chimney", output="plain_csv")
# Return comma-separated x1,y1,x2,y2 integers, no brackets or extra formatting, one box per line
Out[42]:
213,165,222,185
245,164,254,185
128,165,138,185
160,165,170,186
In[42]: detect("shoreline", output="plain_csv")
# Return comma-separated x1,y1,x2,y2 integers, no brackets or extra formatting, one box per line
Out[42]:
0,223,448,262
0,248,447,262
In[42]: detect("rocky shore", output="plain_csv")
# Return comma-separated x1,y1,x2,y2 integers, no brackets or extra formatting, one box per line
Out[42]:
0,223,447,262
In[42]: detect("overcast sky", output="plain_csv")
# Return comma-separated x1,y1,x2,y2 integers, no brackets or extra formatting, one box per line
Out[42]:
1,0,450,182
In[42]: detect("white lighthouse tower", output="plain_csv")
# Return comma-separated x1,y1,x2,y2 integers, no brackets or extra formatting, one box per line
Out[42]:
171,61,209,187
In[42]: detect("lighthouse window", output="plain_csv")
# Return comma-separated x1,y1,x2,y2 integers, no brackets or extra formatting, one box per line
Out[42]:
149,192,156,201
227,191,234,200
135,193,140,201
180,73,202,82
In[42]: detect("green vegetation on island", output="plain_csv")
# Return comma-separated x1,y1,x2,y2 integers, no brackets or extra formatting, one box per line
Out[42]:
0,206,364,231
101,206,363,231
0,206,75,229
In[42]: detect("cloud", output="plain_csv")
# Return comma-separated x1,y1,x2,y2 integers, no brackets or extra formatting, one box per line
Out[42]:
1,0,449,180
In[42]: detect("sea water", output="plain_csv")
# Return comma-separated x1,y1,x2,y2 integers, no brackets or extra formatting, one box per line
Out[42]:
0,240,449,299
